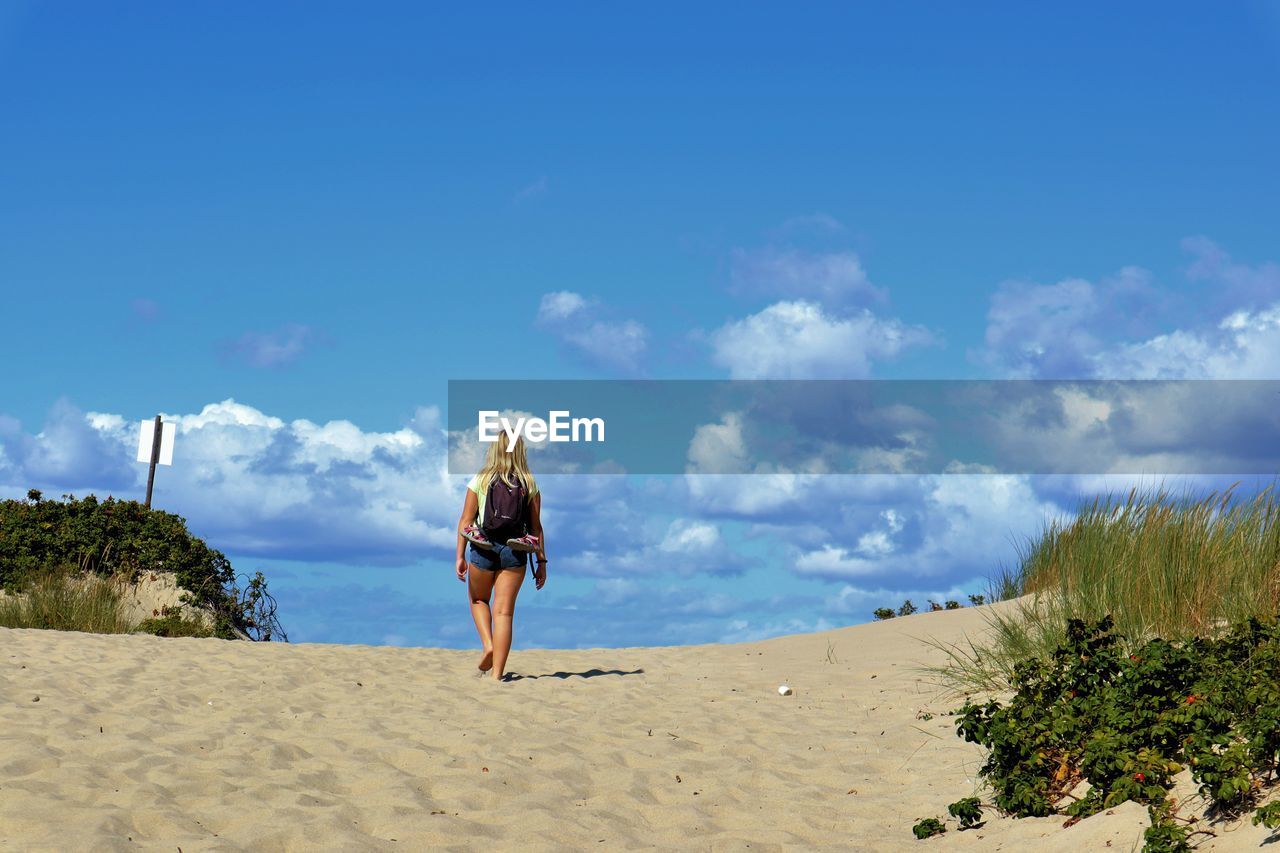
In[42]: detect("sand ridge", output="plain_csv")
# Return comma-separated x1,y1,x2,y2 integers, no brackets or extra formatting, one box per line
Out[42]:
1,599,1271,850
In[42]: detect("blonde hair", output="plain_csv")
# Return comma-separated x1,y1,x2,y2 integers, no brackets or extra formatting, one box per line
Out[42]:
476,434,537,497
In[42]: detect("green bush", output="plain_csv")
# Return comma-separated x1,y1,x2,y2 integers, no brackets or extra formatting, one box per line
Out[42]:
136,605,215,638
911,817,945,839
920,615,1280,850
0,490,284,641
947,796,983,829
874,598,975,621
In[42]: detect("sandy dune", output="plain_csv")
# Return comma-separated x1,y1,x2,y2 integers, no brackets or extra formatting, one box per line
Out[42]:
1,599,1272,851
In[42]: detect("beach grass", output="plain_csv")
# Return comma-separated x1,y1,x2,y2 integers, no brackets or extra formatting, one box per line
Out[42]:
0,565,139,634
930,481,1280,694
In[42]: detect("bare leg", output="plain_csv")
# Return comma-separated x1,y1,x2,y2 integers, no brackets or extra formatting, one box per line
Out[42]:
490,566,525,681
467,565,497,670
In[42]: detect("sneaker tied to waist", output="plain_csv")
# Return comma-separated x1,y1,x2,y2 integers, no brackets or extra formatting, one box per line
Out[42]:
462,525,492,548
506,534,540,553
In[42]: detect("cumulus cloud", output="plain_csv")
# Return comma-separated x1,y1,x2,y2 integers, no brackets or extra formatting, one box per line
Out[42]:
1184,236,1280,311
728,248,886,307
718,614,840,643
709,300,933,379
535,290,648,374
823,580,984,617
216,323,329,369
0,396,1139,646
978,242,1280,380
688,383,941,476
0,398,137,491
537,291,587,323
789,474,1066,581
1,398,461,564
686,412,751,474
972,380,1280,475
1100,304,1280,379
658,518,722,553
553,502,740,578
977,266,1165,378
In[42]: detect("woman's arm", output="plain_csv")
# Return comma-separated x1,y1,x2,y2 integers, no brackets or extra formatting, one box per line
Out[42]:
457,489,478,564
529,492,546,564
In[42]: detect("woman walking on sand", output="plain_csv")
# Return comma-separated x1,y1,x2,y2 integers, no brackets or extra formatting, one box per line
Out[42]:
455,435,546,681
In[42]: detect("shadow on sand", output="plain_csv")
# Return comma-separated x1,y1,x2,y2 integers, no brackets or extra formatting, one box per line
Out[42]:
499,667,645,681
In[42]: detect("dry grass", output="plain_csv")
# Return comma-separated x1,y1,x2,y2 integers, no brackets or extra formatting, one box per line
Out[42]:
0,566,139,634
929,482,1280,694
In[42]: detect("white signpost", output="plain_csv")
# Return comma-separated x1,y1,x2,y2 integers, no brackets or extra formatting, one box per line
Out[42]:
136,416,175,508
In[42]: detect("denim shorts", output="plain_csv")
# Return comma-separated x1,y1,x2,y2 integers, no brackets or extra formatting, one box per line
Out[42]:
468,542,530,571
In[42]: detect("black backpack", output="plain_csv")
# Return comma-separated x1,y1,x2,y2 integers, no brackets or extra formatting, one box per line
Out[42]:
481,475,532,545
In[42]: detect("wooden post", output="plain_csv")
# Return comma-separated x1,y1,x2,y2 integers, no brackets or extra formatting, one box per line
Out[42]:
144,415,162,509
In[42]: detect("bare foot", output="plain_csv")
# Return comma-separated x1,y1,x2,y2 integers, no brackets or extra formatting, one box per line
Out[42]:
478,648,494,672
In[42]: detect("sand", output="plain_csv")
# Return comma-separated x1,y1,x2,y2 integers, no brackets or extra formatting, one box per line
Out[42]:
1,598,1273,851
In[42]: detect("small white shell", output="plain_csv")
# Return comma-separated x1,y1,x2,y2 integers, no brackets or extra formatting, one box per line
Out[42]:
778,684,793,696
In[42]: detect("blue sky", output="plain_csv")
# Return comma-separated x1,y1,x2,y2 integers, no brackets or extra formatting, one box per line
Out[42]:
2,2,1279,647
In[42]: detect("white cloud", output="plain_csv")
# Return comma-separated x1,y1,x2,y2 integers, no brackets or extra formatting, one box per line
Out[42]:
824,581,984,616
685,473,821,518
709,300,933,379
0,398,136,490
729,248,886,307
854,508,904,558
686,412,750,474
216,323,327,369
535,290,648,374
1100,304,1280,379
978,243,1280,380
710,473,1066,582
1,398,462,564
593,577,641,606
1183,236,1280,308
980,276,1101,378
658,519,722,553
718,615,839,643
537,291,587,323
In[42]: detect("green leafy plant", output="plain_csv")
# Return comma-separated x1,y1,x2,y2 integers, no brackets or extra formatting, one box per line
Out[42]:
136,605,214,638
911,817,945,839
1254,802,1280,829
0,491,285,641
946,796,983,829
876,598,977,621
920,615,1280,849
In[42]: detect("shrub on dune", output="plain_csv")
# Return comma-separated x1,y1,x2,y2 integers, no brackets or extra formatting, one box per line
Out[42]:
0,490,285,641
